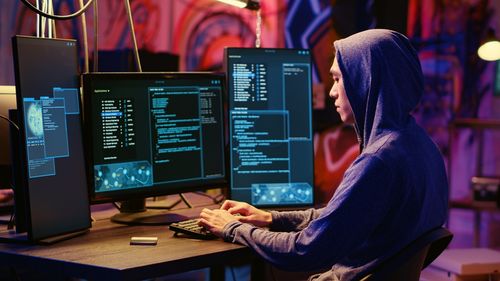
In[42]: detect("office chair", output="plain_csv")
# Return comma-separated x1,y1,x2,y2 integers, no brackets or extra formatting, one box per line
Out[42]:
360,227,453,281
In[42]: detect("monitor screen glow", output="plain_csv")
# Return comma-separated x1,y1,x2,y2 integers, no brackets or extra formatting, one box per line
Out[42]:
225,48,315,207
83,73,227,202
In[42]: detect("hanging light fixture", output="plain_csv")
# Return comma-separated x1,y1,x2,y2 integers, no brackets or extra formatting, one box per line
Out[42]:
216,0,262,47
217,0,260,10
477,28,500,61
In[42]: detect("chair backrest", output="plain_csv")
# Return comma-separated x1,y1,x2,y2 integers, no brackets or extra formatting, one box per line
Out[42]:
360,227,453,281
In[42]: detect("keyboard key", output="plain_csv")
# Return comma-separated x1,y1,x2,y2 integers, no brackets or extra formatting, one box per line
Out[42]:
169,219,216,240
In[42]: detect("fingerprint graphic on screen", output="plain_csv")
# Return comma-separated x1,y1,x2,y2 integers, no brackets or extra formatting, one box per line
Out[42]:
27,103,44,137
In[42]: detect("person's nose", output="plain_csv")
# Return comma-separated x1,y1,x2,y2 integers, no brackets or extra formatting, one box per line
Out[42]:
329,85,337,100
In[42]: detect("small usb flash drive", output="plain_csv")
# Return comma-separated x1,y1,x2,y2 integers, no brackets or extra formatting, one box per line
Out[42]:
130,236,158,245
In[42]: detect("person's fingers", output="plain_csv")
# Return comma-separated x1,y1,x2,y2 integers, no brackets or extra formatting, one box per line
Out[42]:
201,208,214,215
199,209,213,220
228,202,252,214
198,218,210,228
220,200,236,210
199,212,208,220
227,206,247,215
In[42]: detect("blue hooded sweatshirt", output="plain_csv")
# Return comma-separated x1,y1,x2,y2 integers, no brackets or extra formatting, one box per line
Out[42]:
222,29,449,281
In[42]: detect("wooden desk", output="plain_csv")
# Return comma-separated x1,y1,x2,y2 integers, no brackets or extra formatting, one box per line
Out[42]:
0,200,255,281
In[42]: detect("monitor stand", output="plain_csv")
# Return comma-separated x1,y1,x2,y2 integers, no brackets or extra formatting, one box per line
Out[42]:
110,195,193,225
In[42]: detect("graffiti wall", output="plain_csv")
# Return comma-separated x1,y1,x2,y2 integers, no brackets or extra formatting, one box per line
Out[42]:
1,0,497,205
0,0,284,80
407,0,499,200
284,0,363,203
0,0,357,204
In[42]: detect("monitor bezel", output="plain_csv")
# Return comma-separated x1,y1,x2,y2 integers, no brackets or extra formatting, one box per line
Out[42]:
12,35,92,240
224,47,316,209
82,72,229,203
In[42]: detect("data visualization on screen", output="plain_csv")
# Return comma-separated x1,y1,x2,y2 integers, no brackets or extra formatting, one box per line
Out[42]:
83,73,226,200
23,88,80,178
225,48,314,207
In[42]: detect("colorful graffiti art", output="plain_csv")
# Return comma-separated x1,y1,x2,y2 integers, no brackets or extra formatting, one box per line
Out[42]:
172,0,283,71
408,0,498,199
284,0,361,203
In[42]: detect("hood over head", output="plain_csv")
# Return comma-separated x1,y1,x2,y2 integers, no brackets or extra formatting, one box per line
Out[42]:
333,29,424,151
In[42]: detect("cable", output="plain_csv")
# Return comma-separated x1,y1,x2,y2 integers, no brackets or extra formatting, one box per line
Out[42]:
20,0,94,20
93,0,98,72
212,193,226,204
7,210,15,230
146,197,182,210
36,0,40,37
193,191,225,204
0,115,20,131
48,0,53,38
230,266,237,281
79,0,90,73
124,0,142,72
51,2,57,37
179,193,192,208
255,8,261,48
112,201,121,211
41,0,47,37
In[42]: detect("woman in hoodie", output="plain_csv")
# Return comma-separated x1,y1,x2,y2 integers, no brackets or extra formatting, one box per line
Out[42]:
198,29,449,281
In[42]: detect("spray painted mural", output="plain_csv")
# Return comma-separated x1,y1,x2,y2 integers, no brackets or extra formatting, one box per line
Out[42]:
170,0,283,71
284,0,361,203
407,0,499,200
1,0,497,205
0,0,283,80
0,0,355,204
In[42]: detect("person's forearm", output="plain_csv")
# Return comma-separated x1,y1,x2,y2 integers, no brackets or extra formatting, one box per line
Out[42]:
269,208,323,232
222,216,338,272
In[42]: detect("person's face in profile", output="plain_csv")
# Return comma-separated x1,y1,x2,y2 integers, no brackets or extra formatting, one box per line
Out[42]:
329,57,354,124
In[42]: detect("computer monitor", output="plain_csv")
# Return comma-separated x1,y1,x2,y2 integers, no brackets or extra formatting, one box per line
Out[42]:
225,48,314,207
11,36,91,241
82,72,226,224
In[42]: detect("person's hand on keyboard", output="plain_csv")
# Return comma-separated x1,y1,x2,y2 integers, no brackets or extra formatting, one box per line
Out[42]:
198,200,273,237
220,200,272,227
198,208,240,237
169,219,216,239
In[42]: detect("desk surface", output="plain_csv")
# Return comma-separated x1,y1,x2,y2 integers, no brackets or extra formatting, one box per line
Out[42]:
0,195,254,281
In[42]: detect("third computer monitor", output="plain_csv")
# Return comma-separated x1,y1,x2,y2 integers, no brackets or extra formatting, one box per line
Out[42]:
225,48,314,207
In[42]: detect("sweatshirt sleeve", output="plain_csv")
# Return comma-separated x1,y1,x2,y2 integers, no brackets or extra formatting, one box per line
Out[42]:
268,208,324,232
222,155,395,271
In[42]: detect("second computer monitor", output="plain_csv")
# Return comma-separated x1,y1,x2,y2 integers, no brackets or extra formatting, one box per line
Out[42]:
225,48,314,207
82,73,226,202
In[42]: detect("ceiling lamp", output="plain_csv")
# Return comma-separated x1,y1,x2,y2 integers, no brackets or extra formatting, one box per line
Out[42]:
477,28,500,61
217,0,260,10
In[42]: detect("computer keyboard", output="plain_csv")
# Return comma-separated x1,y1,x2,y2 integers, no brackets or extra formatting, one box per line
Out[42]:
169,218,216,240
